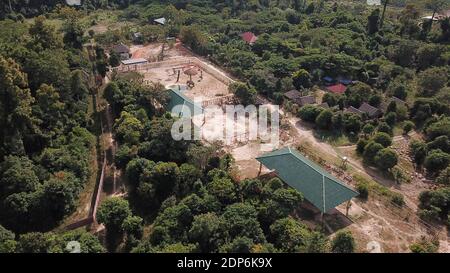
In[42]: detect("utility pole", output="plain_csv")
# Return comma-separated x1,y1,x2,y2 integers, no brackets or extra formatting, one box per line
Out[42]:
380,0,389,29
8,0,13,13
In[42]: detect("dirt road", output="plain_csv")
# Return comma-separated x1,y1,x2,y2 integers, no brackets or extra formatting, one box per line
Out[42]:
284,115,448,252
287,116,425,208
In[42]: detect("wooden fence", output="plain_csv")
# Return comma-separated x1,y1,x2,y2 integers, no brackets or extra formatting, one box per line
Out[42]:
111,57,235,86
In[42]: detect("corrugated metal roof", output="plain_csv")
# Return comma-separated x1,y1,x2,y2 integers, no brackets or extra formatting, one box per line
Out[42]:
66,0,81,6
326,84,347,94
284,90,302,100
298,96,316,106
154,17,167,25
241,32,258,44
346,106,364,115
167,88,203,117
358,102,381,118
256,147,358,213
121,58,148,65
112,43,130,54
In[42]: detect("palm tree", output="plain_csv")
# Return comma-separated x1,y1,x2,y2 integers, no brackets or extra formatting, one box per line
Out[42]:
379,0,389,29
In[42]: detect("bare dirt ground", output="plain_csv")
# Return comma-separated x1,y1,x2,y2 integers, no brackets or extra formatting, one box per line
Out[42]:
129,43,230,101
130,42,192,60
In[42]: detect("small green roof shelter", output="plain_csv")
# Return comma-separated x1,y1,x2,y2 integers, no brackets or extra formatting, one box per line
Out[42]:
256,147,358,213
167,88,203,117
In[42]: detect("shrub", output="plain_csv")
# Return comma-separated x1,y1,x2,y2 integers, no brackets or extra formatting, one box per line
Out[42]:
363,141,384,164
424,149,450,175
385,112,397,126
356,182,369,199
436,166,450,185
410,237,439,253
410,140,428,166
377,122,392,135
331,230,355,253
298,105,323,123
315,110,333,129
403,121,415,135
362,124,375,136
391,166,410,184
356,138,368,155
372,132,392,148
391,193,405,207
374,148,398,171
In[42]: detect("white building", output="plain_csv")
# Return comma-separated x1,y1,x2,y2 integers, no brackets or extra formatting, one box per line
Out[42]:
367,0,381,6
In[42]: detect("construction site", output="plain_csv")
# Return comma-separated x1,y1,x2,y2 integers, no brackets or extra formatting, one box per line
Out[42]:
113,42,234,106
109,42,449,253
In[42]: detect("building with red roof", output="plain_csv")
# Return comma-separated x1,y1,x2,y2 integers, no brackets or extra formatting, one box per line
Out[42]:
241,32,258,44
326,83,347,94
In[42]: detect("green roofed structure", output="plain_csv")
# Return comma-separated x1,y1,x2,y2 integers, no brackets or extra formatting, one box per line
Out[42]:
167,88,203,117
256,147,358,213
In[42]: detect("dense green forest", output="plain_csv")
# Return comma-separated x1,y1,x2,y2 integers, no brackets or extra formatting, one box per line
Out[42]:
1,0,449,253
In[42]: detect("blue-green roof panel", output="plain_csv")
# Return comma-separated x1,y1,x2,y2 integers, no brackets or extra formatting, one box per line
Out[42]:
167,88,203,117
256,147,358,213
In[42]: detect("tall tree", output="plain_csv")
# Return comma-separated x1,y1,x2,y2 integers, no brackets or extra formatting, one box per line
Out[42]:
29,16,63,50
0,56,34,157
96,197,132,234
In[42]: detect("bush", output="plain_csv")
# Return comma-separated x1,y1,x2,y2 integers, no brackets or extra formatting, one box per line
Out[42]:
418,208,441,222
356,182,369,199
356,138,368,155
372,132,392,148
418,187,450,222
362,124,375,135
436,166,450,185
424,149,450,175
403,121,415,135
342,113,362,133
229,82,256,105
315,110,333,129
331,230,355,253
363,141,384,164
410,140,428,166
410,238,439,253
374,148,398,171
298,105,323,123
427,136,450,153
391,193,405,207
384,112,397,126
377,122,392,135
391,166,410,184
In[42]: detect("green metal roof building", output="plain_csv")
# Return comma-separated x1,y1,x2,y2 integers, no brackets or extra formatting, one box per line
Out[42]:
167,88,203,117
256,147,358,213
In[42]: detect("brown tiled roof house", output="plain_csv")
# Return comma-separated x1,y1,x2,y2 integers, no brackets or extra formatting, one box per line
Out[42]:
358,102,382,118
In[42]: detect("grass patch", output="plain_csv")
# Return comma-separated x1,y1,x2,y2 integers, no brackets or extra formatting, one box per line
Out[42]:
353,173,405,207
392,122,406,136
313,129,354,146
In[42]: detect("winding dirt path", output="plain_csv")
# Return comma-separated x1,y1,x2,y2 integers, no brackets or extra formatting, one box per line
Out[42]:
285,115,448,252
287,116,421,207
